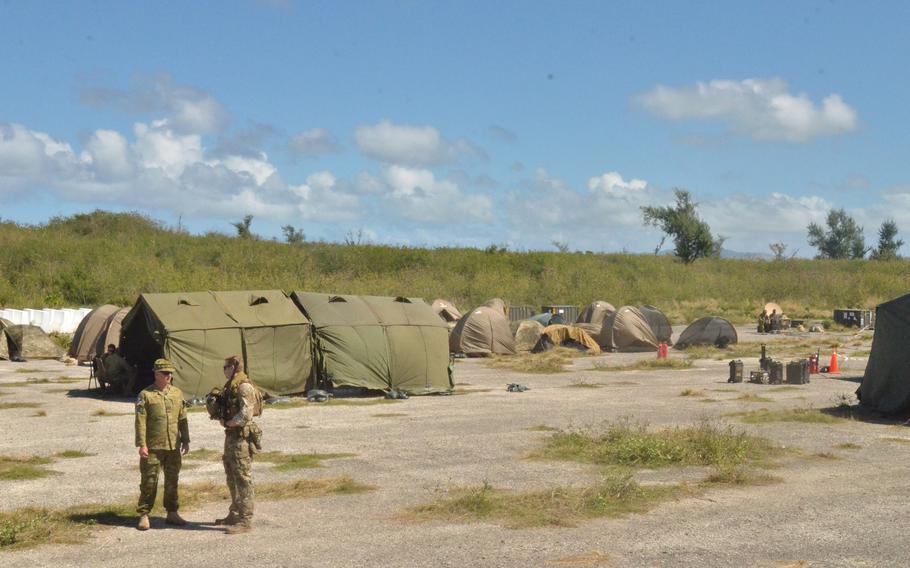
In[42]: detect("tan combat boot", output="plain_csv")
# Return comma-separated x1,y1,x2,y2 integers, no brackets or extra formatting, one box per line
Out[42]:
215,512,240,526
225,522,251,535
165,511,187,526
137,514,150,531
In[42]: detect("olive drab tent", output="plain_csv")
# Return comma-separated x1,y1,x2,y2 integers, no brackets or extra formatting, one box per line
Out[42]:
450,305,516,356
482,298,507,316
675,317,738,349
120,290,313,399
576,301,616,325
68,304,120,362
514,320,545,352
0,324,64,360
640,305,673,345
432,299,462,330
292,292,452,394
858,294,910,415
532,325,601,354
93,307,130,357
596,306,659,352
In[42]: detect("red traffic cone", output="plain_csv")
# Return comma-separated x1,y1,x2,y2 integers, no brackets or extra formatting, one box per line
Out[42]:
828,348,840,374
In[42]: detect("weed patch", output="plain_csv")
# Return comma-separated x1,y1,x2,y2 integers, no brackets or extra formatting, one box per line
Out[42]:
0,402,41,410
593,359,693,372
736,394,774,403
372,413,408,418
90,409,131,417
835,442,861,450
726,408,848,424
525,425,559,432
487,349,579,374
404,473,687,528
256,452,357,472
54,451,93,459
32,410,47,417
532,420,781,471
568,379,602,389
185,448,223,461
0,456,55,481
680,389,705,397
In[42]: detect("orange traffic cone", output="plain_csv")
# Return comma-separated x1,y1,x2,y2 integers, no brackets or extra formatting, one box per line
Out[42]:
828,348,840,374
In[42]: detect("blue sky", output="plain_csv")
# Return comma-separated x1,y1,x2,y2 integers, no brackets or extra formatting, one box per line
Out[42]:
2,0,908,255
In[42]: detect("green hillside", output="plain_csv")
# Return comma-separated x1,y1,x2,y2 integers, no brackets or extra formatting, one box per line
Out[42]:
1,210,906,323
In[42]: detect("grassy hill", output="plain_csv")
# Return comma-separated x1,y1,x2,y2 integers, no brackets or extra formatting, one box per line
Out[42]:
1,210,907,323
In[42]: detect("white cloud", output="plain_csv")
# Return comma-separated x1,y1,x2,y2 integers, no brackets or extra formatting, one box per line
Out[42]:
83,129,134,181
289,128,341,157
637,78,858,142
81,74,229,135
355,120,486,166
133,121,203,178
381,165,494,222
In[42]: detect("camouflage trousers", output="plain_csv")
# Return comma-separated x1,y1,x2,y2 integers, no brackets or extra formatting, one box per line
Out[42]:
223,427,255,523
137,449,182,515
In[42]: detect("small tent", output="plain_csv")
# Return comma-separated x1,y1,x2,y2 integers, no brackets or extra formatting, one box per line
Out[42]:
293,292,452,394
450,306,516,356
858,294,910,415
675,317,738,349
640,305,673,345
120,290,314,399
482,298,507,316
431,299,462,330
532,325,601,354
576,301,616,325
0,324,64,360
596,306,659,352
515,320,544,352
68,304,120,362
93,307,130,357
0,317,12,328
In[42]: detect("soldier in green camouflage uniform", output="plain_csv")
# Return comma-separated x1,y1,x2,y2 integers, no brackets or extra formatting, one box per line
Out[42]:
134,358,190,531
216,355,261,534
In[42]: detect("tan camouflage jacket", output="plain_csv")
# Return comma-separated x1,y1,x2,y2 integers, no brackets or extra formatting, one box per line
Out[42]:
135,384,189,450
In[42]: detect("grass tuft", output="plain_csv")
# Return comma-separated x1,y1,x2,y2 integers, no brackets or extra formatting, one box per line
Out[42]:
256,452,357,472
568,379,602,389
525,425,560,432
735,394,774,403
679,389,705,397
90,409,131,417
0,402,42,410
726,408,848,424
404,473,687,528
835,442,861,450
54,451,93,459
593,359,693,372
532,419,781,471
487,348,580,374
0,456,55,481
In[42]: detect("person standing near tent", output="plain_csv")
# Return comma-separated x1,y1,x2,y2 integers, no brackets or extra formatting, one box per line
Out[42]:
216,355,262,534
134,358,190,531
102,344,136,395
758,309,769,334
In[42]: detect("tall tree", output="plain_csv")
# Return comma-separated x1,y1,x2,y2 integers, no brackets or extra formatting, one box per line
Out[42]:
232,215,254,239
806,209,867,259
282,225,305,246
641,189,724,263
870,219,904,260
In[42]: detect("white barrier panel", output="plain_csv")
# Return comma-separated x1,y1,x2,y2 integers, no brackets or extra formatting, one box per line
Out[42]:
0,308,92,333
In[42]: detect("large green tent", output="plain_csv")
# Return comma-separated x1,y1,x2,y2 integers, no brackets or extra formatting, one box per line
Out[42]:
292,292,452,394
120,290,313,399
858,294,910,415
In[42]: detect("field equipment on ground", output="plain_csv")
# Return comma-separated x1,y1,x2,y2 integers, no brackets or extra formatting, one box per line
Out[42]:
769,361,784,384
749,371,769,384
786,360,810,384
728,360,743,383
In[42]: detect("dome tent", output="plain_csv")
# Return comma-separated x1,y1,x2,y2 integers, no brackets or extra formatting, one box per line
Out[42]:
596,306,659,352
68,304,119,362
431,299,462,325
639,305,673,345
675,317,738,349
450,305,516,356
93,307,130,358
576,301,616,325
531,325,601,354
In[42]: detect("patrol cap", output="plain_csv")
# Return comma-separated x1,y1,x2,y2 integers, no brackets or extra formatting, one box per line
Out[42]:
153,358,176,373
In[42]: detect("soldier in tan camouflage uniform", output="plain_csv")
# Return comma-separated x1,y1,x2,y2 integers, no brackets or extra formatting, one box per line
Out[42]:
135,358,190,531
216,355,261,534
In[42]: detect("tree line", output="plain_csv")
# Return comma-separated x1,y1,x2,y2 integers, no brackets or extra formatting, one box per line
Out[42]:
640,190,903,263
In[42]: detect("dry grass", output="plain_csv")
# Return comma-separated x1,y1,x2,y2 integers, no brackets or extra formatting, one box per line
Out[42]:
679,389,705,397
32,410,47,417
186,448,356,471
525,425,560,432
568,379,602,389
487,348,581,374
0,402,42,410
403,474,688,529
532,420,781,472
54,451,93,459
726,408,848,424
735,394,774,403
550,551,613,566
592,359,693,372
0,475,373,551
372,413,408,418
0,456,56,481
879,437,910,444
90,408,131,417
835,442,862,450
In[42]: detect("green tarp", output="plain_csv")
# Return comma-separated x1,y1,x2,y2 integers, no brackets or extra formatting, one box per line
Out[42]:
858,294,910,415
292,292,452,394
120,290,313,399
